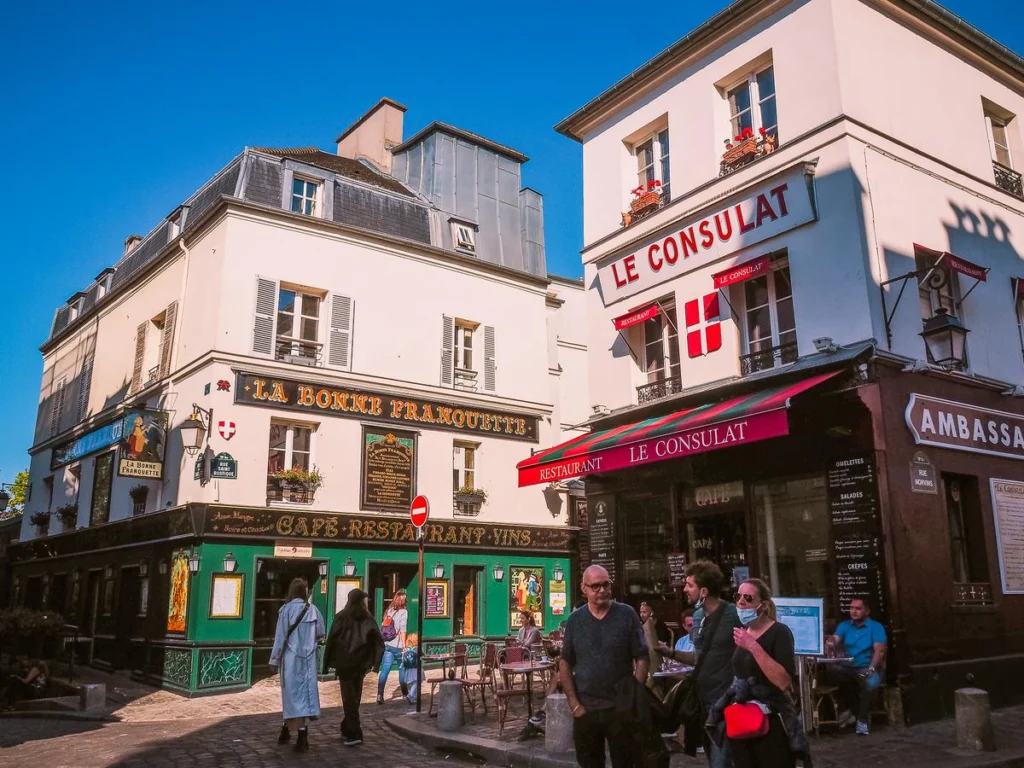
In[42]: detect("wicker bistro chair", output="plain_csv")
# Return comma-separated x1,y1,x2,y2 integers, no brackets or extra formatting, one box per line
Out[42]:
494,646,532,736
426,645,469,716
461,643,498,714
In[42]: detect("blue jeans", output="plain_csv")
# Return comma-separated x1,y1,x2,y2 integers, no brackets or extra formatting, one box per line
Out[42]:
703,693,733,768
401,665,420,702
824,663,882,723
377,647,402,697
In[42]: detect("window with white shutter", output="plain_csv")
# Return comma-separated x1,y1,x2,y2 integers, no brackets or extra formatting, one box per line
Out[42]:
158,301,178,378
328,294,353,369
483,325,496,392
130,322,147,393
441,315,455,387
252,277,278,357
50,377,67,436
77,355,94,423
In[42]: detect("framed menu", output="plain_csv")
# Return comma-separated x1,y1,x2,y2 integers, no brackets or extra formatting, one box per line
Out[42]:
425,579,449,618
991,479,1024,594
774,597,824,656
210,573,244,619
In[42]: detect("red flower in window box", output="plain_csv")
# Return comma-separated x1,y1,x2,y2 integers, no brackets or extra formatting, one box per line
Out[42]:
742,127,754,139
759,126,767,136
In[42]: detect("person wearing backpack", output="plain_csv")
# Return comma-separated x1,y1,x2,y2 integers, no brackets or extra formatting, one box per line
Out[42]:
270,578,326,752
324,588,385,746
377,589,408,703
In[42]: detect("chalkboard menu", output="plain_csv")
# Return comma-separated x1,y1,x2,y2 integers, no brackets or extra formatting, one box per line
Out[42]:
827,454,887,621
589,497,617,583
573,497,591,574
667,552,688,587
361,428,416,512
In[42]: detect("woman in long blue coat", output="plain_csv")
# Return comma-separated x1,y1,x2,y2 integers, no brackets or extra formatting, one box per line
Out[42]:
270,578,326,752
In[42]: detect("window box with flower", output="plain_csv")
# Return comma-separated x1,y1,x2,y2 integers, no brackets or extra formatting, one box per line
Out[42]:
720,127,777,175
622,180,663,226
55,503,79,531
129,484,150,516
29,510,51,535
453,486,487,517
267,466,324,504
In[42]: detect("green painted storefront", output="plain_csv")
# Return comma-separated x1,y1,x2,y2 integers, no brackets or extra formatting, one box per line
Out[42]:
8,503,576,696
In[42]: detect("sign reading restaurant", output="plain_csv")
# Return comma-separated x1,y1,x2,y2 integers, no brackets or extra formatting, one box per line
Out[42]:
234,372,539,442
596,164,817,305
906,394,1024,460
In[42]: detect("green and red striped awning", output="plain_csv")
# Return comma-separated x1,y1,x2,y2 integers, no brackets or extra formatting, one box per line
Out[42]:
517,371,840,486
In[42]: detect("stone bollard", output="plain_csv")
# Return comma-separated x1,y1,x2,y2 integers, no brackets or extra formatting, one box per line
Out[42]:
78,683,106,711
545,693,574,752
954,687,995,752
437,680,465,732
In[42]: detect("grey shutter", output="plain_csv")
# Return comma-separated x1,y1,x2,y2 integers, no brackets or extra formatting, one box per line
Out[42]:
50,377,67,436
77,355,94,422
158,301,178,378
130,322,147,393
483,325,496,392
328,294,354,369
252,277,278,356
441,315,455,387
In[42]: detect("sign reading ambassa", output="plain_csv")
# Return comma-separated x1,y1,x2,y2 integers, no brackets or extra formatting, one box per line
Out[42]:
905,394,1024,460
234,372,539,443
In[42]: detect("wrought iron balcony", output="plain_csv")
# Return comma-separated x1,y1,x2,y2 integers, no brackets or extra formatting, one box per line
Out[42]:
637,374,683,405
740,341,798,376
275,336,323,367
953,581,993,606
994,162,1023,199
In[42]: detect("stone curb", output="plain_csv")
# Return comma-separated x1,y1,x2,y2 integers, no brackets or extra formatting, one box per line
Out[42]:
0,711,119,723
385,714,577,768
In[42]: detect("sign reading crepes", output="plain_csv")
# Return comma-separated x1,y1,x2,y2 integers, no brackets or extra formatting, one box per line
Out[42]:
235,373,538,443
596,166,816,306
906,394,1024,461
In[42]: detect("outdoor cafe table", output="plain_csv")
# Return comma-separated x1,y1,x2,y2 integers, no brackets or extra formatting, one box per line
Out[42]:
653,662,693,679
798,655,854,732
422,652,457,681
499,660,556,717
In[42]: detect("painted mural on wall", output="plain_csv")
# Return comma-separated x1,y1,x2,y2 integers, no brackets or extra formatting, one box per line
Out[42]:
118,410,169,479
510,566,545,629
167,550,189,633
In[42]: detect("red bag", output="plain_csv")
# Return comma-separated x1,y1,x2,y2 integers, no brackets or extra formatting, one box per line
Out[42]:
724,702,770,739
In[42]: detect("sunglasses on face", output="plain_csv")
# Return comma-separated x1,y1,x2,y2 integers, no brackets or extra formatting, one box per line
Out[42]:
584,581,613,591
736,593,760,604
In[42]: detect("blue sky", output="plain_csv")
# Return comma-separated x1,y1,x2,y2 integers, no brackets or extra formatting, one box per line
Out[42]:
0,0,1021,485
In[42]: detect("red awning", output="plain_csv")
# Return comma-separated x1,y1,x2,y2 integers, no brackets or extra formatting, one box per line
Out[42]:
613,303,659,331
712,254,771,289
914,244,988,282
516,371,840,487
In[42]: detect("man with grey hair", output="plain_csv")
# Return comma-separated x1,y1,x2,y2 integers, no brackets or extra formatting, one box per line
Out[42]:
559,565,649,767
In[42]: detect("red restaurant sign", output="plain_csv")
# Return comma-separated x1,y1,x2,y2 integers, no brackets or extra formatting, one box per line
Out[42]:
596,165,817,306
712,255,772,289
613,303,659,331
517,409,789,486
914,244,988,282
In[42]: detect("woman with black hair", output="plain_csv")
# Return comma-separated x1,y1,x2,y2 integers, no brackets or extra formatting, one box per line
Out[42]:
324,588,385,746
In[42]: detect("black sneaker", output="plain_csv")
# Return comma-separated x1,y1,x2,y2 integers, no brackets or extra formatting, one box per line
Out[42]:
344,738,363,746
376,695,384,704
277,725,290,744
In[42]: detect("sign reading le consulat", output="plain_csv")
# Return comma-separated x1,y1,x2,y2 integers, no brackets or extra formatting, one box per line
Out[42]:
235,372,538,442
906,394,1024,461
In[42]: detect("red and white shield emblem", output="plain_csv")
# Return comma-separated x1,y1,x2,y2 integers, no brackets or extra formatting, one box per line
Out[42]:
685,293,722,358
217,421,237,440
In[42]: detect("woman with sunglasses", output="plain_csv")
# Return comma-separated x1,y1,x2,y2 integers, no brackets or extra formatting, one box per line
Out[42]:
725,578,808,768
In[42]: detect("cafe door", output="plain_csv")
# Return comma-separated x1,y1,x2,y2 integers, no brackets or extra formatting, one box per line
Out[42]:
368,563,418,633
252,557,328,679
680,482,750,602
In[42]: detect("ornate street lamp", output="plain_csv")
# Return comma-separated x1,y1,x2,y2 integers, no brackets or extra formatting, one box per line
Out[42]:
553,564,564,583
180,405,213,457
343,558,356,577
223,552,237,573
188,551,200,574
493,563,505,582
920,307,970,370
318,561,328,579
432,562,445,579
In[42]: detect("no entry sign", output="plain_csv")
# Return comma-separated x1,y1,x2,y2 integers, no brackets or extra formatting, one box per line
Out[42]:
410,495,430,528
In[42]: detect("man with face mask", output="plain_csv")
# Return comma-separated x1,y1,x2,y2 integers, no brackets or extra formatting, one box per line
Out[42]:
682,560,741,768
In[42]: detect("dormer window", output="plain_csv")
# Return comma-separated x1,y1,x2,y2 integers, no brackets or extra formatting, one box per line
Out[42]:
291,178,320,216
452,221,477,254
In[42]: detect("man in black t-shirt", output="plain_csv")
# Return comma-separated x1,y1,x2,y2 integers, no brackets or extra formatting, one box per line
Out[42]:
559,565,649,768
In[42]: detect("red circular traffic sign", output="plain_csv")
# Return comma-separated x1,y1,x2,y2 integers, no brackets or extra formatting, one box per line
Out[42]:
410,495,430,528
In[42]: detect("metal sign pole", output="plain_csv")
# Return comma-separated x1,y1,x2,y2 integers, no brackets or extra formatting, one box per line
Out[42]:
415,525,425,713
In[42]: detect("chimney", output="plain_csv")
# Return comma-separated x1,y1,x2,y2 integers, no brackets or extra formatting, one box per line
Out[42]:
335,97,407,174
125,234,143,254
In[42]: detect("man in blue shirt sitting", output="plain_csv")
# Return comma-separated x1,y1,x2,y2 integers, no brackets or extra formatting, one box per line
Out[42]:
824,596,887,735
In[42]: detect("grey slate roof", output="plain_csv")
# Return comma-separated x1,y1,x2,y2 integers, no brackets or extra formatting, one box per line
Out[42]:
252,147,414,198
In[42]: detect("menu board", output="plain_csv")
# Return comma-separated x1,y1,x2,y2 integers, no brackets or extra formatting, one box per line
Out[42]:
588,497,617,583
827,454,887,620
425,579,449,618
360,428,416,512
991,479,1024,594
774,598,824,656
667,552,688,587
574,497,591,573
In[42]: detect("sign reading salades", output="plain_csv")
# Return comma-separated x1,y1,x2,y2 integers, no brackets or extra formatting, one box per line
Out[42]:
596,165,817,306
905,394,1024,460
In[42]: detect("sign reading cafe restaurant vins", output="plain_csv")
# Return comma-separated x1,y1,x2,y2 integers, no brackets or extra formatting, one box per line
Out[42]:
235,373,539,442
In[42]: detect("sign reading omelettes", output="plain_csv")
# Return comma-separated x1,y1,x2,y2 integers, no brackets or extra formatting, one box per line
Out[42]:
235,372,538,442
906,394,1024,460
203,507,574,552
596,165,817,306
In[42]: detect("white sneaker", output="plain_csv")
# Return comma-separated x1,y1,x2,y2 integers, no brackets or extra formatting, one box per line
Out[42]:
344,737,363,746
855,721,869,736
837,710,856,728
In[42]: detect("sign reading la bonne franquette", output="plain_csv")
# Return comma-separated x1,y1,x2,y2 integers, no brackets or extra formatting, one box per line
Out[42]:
905,394,1024,460
596,165,817,306
234,372,538,443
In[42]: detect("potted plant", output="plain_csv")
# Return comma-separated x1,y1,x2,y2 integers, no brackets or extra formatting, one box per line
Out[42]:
629,180,662,215
454,486,487,517
55,503,78,531
129,484,149,515
268,466,324,503
721,127,777,175
29,510,51,535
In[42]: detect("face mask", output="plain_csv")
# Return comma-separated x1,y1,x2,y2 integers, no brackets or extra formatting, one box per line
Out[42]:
737,608,759,625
